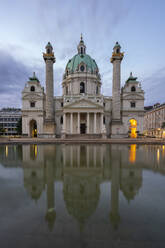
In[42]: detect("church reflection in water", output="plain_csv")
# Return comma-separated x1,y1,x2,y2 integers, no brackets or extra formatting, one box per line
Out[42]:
0,143,165,231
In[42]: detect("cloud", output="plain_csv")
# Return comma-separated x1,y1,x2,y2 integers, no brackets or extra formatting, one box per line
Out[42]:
0,48,64,108
143,67,165,106
0,0,141,107
0,49,31,107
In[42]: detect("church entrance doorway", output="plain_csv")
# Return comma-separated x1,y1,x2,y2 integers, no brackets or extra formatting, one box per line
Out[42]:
129,119,137,138
30,120,37,138
80,123,86,134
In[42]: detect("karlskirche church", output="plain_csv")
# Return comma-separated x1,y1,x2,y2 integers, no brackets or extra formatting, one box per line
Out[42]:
22,36,145,138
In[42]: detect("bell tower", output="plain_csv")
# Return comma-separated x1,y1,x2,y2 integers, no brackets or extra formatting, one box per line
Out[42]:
43,42,56,137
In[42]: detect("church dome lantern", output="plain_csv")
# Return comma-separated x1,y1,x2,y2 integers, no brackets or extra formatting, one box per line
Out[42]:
77,34,86,55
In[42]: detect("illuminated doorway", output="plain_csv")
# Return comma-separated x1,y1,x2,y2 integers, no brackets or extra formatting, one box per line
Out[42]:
30,120,37,137
129,119,137,138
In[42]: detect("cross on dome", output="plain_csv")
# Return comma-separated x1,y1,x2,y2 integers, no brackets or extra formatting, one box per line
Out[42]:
80,33,83,42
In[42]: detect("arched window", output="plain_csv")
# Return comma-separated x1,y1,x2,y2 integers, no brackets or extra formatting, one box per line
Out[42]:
116,48,120,53
30,86,35,92
47,48,50,54
131,86,136,92
80,82,85,93
81,47,83,54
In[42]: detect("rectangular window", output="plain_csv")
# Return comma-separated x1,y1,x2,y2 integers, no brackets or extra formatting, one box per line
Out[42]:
30,102,35,108
131,102,136,108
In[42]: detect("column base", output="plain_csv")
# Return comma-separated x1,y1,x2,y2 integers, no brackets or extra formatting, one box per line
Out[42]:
43,120,56,138
101,133,107,139
61,128,66,139
101,125,107,139
111,120,126,139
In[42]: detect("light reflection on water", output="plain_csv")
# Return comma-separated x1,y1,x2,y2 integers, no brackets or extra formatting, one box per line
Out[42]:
0,144,165,247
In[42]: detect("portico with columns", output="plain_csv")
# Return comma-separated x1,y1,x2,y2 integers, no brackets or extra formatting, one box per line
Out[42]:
61,98,105,136
63,111,104,135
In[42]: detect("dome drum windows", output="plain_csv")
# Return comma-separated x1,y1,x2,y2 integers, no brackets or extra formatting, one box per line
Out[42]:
80,82,85,94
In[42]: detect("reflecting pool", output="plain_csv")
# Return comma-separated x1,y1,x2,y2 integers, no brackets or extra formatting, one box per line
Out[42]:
0,144,165,248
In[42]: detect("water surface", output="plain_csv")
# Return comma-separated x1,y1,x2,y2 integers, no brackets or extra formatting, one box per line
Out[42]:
0,144,165,248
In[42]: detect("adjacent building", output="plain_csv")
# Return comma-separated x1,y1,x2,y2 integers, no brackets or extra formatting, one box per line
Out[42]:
0,108,21,136
144,103,165,138
22,36,145,138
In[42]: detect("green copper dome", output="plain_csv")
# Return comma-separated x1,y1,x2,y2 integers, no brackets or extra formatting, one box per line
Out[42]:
66,53,98,73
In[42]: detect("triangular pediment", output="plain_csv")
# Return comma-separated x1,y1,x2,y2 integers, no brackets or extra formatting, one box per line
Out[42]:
64,99,103,109
122,93,144,100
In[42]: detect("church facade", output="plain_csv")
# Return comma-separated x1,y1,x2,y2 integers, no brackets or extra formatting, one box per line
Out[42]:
22,36,145,138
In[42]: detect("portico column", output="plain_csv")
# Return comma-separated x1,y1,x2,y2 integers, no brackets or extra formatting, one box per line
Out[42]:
77,112,80,134
94,113,97,133
63,113,66,132
70,113,73,134
87,113,90,134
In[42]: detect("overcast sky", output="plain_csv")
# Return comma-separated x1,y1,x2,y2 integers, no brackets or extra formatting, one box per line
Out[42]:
0,0,165,107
